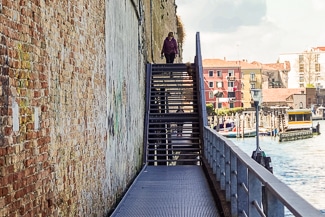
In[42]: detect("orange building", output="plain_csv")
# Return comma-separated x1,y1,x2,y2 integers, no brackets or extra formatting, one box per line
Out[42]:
203,59,242,109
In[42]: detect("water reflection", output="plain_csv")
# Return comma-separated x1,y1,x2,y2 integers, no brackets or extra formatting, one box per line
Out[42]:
229,120,325,213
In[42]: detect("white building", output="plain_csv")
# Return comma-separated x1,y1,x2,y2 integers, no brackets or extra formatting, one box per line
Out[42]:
278,47,325,89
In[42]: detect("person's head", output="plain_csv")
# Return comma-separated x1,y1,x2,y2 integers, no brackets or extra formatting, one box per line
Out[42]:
168,32,174,38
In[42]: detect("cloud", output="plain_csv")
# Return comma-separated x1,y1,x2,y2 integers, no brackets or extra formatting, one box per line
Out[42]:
177,0,267,33
177,0,325,63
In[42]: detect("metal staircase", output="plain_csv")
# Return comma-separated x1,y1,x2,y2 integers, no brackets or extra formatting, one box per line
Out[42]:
144,63,202,165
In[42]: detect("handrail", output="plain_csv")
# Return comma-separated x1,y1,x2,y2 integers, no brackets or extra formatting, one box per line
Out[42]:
143,63,152,165
203,126,323,217
195,32,208,127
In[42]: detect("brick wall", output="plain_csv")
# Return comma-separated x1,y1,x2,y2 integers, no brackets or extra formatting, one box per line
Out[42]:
0,0,178,216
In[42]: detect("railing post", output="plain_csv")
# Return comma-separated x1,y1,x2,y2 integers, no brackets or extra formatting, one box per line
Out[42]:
203,130,208,159
230,152,238,216
212,135,217,174
220,142,226,190
238,160,248,216
205,130,211,164
215,138,221,181
248,170,262,217
225,145,231,201
263,187,284,217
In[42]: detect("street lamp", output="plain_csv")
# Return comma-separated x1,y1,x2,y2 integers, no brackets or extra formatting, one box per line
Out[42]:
250,89,262,159
250,89,273,173
213,90,223,131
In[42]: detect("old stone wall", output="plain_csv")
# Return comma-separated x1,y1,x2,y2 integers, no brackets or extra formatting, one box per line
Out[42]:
0,0,178,216
143,0,180,63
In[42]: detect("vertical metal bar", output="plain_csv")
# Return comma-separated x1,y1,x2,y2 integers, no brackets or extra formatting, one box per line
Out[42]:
212,134,217,174
220,142,225,190
215,138,221,181
225,145,231,201
204,130,208,160
248,170,262,217
238,160,248,216
208,131,212,165
263,187,284,217
230,152,238,216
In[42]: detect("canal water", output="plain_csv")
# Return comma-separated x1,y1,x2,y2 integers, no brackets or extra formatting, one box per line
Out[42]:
229,120,325,214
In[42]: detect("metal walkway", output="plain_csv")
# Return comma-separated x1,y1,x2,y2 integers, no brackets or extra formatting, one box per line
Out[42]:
111,165,220,217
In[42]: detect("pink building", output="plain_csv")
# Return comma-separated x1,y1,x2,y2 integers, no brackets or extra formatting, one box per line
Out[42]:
203,59,242,109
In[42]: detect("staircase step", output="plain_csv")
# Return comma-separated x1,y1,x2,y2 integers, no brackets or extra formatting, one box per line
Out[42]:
152,63,195,73
147,147,201,152
145,62,202,165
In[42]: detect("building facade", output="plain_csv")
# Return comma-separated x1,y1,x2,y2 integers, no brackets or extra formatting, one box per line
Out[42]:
233,60,263,108
279,47,325,89
202,59,242,109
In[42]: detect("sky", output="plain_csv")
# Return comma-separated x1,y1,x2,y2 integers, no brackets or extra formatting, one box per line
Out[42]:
176,0,325,63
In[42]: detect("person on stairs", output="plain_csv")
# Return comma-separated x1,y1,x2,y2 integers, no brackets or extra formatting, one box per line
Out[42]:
161,32,179,77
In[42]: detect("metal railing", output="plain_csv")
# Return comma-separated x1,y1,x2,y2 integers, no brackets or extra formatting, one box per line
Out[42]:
194,32,208,144
203,127,323,217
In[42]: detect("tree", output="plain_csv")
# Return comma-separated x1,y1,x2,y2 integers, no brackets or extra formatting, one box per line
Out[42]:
297,49,321,87
206,103,215,115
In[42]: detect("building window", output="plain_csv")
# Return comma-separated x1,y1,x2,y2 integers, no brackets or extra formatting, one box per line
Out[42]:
299,83,304,88
228,81,234,87
228,70,234,76
299,55,304,63
209,91,214,99
208,70,214,77
299,64,304,72
250,83,255,89
209,81,213,88
299,76,304,82
217,70,222,77
217,103,222,108
217,81,223,88
229,103,234,108
315,63,320,72
228,92,235,98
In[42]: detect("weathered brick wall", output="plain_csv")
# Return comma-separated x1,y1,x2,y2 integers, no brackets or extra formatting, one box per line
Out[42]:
0,0,178,216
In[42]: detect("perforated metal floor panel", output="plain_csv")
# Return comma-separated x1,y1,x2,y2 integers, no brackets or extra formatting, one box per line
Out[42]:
111,165,220,217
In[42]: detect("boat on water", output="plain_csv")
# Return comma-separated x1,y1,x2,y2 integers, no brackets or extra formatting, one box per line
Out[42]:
218,127,256,138
278,109,315,142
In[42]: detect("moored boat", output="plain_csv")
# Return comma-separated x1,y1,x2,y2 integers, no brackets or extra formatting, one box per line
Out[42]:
278,109,315,142
218,127,256,138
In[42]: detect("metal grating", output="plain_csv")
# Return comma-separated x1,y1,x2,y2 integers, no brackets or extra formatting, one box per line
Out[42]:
111,166,220,217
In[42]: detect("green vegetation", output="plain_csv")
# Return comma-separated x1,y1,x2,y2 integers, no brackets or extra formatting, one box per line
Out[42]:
176,16,185,44
206,104,245,116
206,103,214,115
